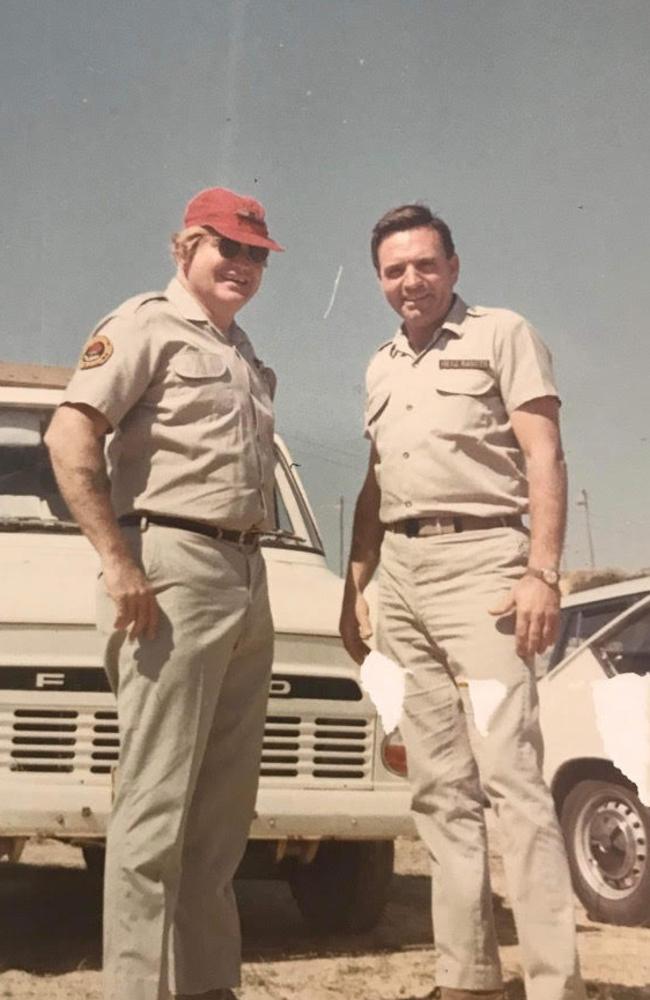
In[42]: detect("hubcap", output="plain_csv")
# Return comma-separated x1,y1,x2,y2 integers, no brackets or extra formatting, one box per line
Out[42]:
576,791,647,899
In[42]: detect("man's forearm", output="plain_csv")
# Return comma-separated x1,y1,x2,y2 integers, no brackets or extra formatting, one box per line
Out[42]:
343,466,384,599
45,410,131,564
526,450,567,569
46,405,159,639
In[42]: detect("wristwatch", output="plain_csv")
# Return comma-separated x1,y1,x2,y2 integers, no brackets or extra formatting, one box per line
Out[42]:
526,565,561,587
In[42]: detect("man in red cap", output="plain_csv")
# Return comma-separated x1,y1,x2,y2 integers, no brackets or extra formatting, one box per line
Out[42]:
46,188,284,1000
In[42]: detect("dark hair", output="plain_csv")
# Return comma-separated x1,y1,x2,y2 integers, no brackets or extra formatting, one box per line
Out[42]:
370,203,455,271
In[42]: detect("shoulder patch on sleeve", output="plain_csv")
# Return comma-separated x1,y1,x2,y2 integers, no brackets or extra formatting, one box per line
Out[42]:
80,333,113,370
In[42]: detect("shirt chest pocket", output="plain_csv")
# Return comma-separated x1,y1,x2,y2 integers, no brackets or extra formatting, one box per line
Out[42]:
170,351,234,418
433,369,502,431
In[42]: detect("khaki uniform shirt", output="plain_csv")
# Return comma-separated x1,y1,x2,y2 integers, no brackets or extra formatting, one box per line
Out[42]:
63,278,275,530
364,296,559,523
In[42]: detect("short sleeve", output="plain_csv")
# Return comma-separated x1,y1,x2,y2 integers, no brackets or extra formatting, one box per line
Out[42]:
62,313,159,428
494,314,560,414
363,357,386,440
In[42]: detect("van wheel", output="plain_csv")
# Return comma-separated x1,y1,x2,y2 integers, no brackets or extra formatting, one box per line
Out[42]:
82,844,106,877
287,840,394,933
560,779,650,926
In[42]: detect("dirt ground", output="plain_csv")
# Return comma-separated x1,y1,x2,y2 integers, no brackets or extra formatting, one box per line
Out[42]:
0,818,648,1000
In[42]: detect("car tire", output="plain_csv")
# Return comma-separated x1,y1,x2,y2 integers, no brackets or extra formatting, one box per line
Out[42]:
287,839,394,933
82,844,106,877
560,778,650,926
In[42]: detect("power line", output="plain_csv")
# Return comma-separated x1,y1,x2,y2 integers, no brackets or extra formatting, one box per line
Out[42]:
284,435,362,471
287,446,358,471
286,430,363,461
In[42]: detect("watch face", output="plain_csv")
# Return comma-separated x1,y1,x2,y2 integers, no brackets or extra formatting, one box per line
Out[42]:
542,568,560,586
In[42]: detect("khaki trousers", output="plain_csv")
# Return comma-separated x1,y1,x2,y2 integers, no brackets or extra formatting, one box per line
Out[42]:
97,525,273,1000
378,527,586,1000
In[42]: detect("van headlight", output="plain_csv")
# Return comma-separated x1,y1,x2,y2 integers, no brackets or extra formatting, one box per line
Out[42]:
381,730,408,777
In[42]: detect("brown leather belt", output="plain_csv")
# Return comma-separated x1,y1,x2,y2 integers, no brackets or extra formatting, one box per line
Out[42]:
118,512,260,547
386,514,523,538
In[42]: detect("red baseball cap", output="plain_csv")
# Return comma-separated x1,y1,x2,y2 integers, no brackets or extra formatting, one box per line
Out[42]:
183,187,284,252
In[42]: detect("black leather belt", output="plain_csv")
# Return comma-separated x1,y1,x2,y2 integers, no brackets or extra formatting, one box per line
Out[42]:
118,512,260,546
387,514,523,538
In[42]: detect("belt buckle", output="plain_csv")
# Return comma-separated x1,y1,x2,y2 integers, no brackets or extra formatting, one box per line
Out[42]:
404,518,419,538
139,515,149,533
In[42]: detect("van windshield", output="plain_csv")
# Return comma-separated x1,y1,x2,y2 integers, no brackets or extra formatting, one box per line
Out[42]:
0,408,72,524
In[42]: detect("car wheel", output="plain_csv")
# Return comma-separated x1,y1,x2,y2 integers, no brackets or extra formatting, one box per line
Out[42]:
82,844,106,877
287,839,394,933
560,778,650,926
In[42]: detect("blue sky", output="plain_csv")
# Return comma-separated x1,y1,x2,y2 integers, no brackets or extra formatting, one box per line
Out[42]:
2,1,649,571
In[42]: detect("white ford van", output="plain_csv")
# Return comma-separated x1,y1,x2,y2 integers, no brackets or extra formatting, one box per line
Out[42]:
0,361,414,933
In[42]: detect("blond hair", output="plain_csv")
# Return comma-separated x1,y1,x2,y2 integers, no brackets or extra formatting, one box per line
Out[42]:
171,225,213,266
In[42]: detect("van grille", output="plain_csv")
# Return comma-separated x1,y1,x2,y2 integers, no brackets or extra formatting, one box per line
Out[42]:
0,704,373,785
261,715,371,780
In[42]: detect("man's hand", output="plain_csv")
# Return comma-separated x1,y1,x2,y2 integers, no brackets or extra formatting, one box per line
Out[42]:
339,591,372,666
102,555,160,641
489,574,560,660
339,445,383,665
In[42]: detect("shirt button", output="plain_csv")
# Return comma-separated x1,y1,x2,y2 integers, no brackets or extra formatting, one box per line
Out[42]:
405,501,412,508
406,404,413,411
403,452,410,459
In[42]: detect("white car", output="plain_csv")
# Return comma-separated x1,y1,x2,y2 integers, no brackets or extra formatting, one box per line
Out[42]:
539,579,650,926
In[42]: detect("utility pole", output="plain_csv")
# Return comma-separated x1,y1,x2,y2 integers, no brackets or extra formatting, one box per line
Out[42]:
338,495,345,577
576,488,596,569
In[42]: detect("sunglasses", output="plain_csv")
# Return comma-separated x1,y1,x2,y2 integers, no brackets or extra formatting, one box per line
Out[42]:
211,235,269,264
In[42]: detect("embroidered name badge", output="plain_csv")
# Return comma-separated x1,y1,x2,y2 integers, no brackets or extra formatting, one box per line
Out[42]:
80,334,114,370
439,358,490,370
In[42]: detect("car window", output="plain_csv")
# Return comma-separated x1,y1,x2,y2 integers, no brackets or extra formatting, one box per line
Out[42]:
592,604,650,677
549,596,642,668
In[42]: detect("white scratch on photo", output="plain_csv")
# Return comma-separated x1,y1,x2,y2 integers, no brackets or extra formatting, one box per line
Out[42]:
323,264,343,319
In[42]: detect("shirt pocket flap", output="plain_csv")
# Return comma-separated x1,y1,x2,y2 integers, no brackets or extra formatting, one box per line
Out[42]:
172,351,229,381
365,393,391,431
435,370,498,397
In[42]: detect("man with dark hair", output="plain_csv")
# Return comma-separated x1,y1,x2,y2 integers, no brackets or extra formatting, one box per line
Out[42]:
370,203,455,269
340,204,586,1000
46,187,283,1000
